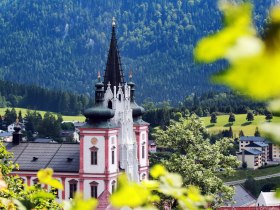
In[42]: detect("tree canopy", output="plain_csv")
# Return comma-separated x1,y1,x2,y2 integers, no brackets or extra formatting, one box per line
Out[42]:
153,115,239,206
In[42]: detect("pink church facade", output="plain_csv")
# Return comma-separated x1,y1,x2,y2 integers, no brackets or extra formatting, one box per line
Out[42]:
7,18,149,209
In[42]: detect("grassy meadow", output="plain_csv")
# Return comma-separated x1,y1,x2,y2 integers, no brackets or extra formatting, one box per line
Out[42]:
201,114,280,137
0,107,85,122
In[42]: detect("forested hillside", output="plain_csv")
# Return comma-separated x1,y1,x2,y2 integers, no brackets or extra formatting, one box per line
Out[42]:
0,0,274,103
0,80,91,115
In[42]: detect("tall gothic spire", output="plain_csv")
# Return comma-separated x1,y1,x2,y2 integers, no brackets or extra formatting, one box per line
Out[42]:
103,17,124,88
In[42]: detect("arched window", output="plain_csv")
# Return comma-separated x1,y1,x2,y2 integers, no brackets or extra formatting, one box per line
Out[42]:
118,94,121,101
90,181,98,198
90,146,99,165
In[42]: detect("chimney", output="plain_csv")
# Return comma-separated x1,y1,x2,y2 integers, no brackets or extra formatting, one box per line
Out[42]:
12,123,22,145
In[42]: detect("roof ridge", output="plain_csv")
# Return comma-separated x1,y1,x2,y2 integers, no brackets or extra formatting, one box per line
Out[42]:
44,143,63,169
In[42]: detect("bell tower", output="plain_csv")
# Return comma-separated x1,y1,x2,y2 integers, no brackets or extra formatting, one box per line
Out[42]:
79,17,149,208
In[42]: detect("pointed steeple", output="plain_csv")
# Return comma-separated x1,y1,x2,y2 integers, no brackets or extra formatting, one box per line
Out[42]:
103,17,124,89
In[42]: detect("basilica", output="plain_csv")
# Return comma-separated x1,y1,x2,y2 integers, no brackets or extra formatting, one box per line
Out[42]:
6,18,149,209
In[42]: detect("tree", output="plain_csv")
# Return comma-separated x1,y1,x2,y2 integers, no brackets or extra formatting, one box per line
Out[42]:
210,113,217,124
228,113,235,123
153,115,239,207
228,126,233,138
254,127,261,137
265,111,273,121
18,110,23,122
246,111,254,122
239,130,245,137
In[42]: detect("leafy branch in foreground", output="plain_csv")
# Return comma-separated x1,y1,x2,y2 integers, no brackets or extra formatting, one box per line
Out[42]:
195,0,280,197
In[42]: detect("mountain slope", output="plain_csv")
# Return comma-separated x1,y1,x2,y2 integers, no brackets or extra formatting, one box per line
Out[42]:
0,0,273,103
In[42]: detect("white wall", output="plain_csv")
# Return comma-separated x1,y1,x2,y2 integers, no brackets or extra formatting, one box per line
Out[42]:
83,136,105,174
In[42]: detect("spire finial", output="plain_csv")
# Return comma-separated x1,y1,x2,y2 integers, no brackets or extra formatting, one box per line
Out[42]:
112,17,116,27
98,70,101,81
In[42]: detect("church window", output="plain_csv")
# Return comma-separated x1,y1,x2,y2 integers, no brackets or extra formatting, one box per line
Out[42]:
108,100,112,109
142,144,145,159
118,94,121,101
112,150,115,164
33,178,40,186
90,181,98,198
69,179,78,199
91,151,97,165
111,146,116,165
111,180,116,193
142,174,146,181
90,146,98,165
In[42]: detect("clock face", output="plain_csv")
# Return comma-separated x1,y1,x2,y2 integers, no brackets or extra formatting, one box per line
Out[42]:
91,137,98,145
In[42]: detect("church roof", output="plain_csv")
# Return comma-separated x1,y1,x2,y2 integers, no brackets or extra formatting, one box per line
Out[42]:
103,18,124,88
5,142,79,172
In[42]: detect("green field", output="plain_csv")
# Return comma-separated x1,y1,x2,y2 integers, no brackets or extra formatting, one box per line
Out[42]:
221,165,280,182
0,107,85,122
201,114,280,137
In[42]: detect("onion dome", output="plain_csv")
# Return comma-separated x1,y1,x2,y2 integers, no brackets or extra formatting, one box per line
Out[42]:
127,71,145,120
84,72,114,123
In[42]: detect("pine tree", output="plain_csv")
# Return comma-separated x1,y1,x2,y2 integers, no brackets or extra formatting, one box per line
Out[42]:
246,111,254,122
254,127,261,137
229,126,233,138
210,113,217,124
239,130,245,137
228,113,235,123
265,111,273,121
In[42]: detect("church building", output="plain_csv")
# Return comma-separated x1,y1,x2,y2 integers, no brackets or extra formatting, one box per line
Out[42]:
6,18,149,209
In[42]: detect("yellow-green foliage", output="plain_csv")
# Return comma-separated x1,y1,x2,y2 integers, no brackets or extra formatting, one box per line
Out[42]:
195,1,280,140
201,114,280,136
195,0,280,199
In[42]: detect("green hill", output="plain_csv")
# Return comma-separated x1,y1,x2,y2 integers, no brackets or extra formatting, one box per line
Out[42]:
201,114,280,137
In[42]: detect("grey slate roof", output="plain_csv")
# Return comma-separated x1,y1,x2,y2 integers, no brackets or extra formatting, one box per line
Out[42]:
5,142,80,172
240,136,266,142
247,141,268,147
232,185,256,206
237,148,263,155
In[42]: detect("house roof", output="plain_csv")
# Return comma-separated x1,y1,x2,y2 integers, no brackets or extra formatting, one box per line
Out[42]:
0,131,13,137
257,191,280,206
237,149,263,155
5,142,79,172
33,138,55,143
240,136,266,142
232,185,256,207
246,141,268,148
